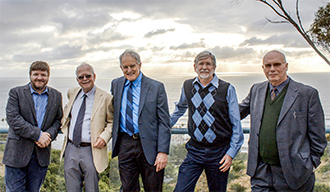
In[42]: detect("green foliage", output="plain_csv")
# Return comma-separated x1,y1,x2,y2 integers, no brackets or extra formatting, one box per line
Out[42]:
168,143,187,166
318,163,330,174
229,183,247,192
315,183,330,192
321,144,329,162
0,143,6,152
228,171,240,182
309,2,330,52
232,160,245,173
0,175,6,191
99,152,121,191
40,149,66,192
228,152,246,182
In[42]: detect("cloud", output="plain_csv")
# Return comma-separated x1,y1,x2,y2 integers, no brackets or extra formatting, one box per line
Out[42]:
144,28,175,38
0,0,328,77
170,39,206,50
240,34,309,48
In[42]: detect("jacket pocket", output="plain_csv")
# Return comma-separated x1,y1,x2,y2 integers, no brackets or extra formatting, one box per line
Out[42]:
8,133,20,140
299,151,310,159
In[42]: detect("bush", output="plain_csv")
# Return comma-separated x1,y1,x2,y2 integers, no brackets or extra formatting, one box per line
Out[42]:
314,183,330,192
0,175,5,191
229,183,247,192
318,163,330,174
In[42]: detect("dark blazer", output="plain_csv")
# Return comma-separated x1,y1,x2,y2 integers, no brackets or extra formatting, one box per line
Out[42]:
240,79,327,189
111,74,171,165
3,84,63,168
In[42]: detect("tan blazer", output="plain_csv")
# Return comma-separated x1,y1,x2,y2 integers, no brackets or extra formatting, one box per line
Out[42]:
60,86,113,173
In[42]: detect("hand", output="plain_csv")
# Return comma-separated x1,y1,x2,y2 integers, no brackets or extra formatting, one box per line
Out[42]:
35,132,51,148
219,154,233,172
93,137,106,148
154,152,168,172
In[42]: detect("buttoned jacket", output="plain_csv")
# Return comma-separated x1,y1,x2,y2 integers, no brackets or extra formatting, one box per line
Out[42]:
240,79,327,189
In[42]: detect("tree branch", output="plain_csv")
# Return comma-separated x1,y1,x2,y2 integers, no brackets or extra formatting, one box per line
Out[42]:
258,0,330,66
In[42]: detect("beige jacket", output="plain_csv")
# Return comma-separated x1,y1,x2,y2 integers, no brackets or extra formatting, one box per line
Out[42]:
60,86,113,173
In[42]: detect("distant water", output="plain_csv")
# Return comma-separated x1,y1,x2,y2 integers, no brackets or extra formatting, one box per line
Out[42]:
1,72,330,128
1,72,329,151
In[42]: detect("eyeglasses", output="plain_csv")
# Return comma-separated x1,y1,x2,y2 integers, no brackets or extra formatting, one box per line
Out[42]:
263,62,285,68
77,74,92,80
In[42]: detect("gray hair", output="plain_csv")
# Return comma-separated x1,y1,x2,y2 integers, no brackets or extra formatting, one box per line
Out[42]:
194,51,216,66
75,62,94,77
119,49,141,66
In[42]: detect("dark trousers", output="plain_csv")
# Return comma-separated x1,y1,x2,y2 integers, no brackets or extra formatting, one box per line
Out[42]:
174,142,230,192
5,150,48,192
118,133,164,192
251,161,315,192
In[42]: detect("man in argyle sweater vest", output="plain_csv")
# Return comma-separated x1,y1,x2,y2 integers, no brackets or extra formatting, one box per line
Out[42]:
171,51,244,192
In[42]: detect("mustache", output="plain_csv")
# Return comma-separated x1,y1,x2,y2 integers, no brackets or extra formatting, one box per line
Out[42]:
200,70,210,73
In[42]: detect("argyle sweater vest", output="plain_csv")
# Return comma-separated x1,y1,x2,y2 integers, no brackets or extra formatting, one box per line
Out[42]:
184,78,232,149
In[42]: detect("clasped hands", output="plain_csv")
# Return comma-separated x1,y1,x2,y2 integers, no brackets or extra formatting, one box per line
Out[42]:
35,132,51,148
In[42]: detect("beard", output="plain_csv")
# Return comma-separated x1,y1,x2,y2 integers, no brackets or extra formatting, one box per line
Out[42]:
31,80,48,91
198,70,213,79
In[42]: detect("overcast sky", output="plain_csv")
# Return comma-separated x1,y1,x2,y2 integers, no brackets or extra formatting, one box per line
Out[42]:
1,0,330,78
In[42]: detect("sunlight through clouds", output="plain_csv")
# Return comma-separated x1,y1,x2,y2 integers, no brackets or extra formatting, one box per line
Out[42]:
0,0,329,77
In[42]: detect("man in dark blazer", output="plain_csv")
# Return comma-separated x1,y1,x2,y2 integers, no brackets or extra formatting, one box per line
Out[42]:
3,61,63,192
240,50,327,191
111,49,171,192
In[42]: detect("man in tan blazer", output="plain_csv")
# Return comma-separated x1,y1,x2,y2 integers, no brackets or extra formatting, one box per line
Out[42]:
60,63,113,192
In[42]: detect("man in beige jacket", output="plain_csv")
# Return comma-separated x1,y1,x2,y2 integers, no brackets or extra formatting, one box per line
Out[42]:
60,63,113,192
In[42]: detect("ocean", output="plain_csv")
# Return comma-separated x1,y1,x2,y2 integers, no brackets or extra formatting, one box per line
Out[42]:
0,72,329,151
1,72,329,126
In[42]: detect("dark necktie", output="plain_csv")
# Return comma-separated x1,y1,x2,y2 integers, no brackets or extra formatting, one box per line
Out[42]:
271,87,277,100
72,94,87,146
126,82,134,135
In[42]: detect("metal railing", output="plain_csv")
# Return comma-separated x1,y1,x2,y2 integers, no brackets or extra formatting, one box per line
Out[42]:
0,127,330,134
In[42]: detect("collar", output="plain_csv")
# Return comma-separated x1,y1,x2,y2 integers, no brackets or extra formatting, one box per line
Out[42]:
29,83,48,95
125,72,142,87
82,85,96,98
269,76,290,91
192,74,219,88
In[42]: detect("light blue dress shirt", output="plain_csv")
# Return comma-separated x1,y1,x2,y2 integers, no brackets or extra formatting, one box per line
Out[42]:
69,86,95,142
170,75,244,158
30,84,48,129
120,72,142,134
30,84,48,140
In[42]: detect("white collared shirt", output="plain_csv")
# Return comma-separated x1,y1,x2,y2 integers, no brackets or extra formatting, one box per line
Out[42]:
69,86,96,142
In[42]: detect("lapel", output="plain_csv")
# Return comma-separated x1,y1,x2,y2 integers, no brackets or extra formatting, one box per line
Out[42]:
115,77,126,118
254,81,268,133
138,74,149,117
277,79,298,125
91,86,103,120
24,84,37,122
66,88,82,118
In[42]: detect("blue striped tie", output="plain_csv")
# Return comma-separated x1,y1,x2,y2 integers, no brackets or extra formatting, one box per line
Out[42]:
126,82,134,135
72,94,87,146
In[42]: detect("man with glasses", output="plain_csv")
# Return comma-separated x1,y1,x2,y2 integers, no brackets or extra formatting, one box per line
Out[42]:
60,63,113,192
240,50,327,191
